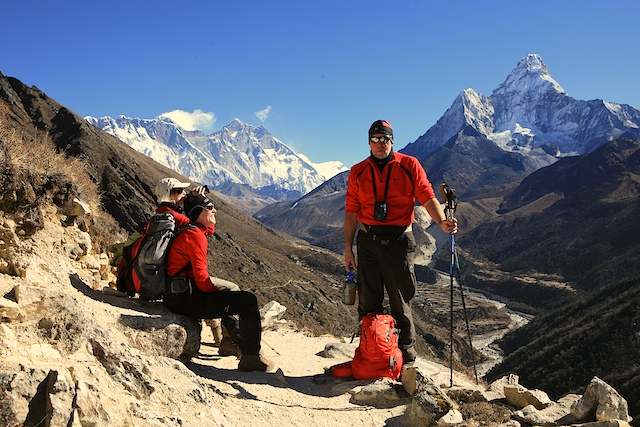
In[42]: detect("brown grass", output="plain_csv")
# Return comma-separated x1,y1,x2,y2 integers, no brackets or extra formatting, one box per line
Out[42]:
1,105,126,251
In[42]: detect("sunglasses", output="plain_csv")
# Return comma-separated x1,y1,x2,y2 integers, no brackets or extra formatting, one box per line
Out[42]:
370,136,393,144
187,204,215,218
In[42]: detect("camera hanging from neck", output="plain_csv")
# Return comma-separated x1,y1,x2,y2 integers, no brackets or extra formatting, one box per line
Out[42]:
370,164,393,222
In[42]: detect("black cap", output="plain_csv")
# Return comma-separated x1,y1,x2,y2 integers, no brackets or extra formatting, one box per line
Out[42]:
368,120,393,138
184,193,214,222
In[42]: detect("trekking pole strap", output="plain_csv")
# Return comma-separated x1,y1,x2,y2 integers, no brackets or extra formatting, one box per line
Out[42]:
438,183,457,220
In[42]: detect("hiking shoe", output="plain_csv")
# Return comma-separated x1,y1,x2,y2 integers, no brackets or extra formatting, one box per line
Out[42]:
218,337,240,357
238,354,275,372
402,346,418,365
203,318,223,346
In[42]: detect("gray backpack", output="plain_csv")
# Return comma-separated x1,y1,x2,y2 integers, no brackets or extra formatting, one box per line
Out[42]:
133,212,185,300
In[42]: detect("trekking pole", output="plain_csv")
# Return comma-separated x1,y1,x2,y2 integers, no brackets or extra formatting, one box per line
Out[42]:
441,183,456,387
438,184,479,386
261,337,281,357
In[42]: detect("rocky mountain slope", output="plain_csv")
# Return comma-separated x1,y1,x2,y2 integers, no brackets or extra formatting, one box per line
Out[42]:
0,67,517,391
0,93,634,426
456,136,640,420
460,137,640,304
485,275,640,419
0,197,631,427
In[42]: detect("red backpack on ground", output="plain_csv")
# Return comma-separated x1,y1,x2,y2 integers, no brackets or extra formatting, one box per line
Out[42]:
330,312,403,380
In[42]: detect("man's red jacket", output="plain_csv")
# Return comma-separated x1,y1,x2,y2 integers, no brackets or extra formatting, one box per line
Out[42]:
345,151,436,227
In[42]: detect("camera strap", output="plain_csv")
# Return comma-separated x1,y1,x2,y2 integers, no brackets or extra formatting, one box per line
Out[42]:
369,163,393,202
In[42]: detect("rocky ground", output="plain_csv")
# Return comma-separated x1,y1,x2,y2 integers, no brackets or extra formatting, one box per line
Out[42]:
0,205,633,427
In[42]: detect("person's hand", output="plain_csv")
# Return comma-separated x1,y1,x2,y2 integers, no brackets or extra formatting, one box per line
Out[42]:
344,248,357,272
439,218,458,234
191,185,206,195
211,278,240,291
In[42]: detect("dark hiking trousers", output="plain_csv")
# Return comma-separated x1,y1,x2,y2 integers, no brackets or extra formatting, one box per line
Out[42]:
163,286,262,355
356,225,418,362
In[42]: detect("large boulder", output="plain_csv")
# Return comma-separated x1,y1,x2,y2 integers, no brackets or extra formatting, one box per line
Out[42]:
504,383,552,410
404,366,456,424
571,377,632,423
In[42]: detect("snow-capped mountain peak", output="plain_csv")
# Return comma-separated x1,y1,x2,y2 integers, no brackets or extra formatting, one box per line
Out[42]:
492,53,566,98
403,53,640,161
85,115,347,200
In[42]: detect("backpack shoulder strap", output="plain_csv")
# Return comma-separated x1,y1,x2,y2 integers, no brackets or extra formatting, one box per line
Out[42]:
167,223,198,278
171,261,192,278
174,223,198,237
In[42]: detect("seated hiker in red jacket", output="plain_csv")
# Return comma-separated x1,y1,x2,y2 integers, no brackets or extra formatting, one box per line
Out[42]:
154,178,238,352
163,193,274,372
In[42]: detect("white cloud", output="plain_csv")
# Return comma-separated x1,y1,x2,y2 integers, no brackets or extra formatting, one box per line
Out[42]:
159,109,216,133
254,105,272,122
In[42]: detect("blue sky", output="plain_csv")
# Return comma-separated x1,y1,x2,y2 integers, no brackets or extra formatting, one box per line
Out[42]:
3,0,639,168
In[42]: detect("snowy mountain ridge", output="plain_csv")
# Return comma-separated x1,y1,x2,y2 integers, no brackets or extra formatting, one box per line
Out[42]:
404,54,640,161
84,115,347,200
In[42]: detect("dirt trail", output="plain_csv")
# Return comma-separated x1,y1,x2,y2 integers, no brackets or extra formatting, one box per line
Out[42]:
185,322,480,427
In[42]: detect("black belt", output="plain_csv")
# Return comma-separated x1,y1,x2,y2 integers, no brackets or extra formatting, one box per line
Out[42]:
359,223,412,234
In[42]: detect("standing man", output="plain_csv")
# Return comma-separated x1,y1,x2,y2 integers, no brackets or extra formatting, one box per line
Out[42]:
344,120,458,365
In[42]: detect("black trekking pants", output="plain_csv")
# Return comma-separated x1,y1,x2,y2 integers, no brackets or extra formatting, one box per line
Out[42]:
356,226,418,362
163,286,262,355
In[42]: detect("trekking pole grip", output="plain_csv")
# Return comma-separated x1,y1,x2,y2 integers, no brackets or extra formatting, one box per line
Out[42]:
438,183,457,220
